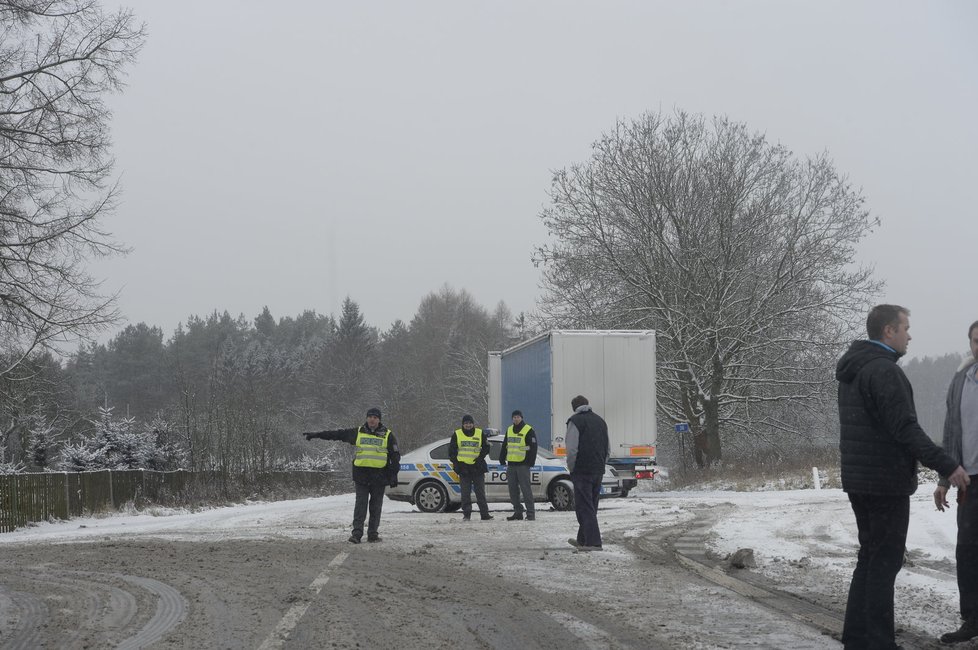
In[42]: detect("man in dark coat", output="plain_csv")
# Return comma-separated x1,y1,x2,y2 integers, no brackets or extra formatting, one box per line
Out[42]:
934,319,978,644
837,304,969,649
448,414,493,521
500,409,539,521
564,395,609,551
302,407,400,544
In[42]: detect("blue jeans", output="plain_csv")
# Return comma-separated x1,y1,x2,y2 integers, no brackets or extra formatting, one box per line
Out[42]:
571,473,603,547
956,476,978,622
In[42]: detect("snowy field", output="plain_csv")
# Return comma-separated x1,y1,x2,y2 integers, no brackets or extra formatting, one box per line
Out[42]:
0,482,965,647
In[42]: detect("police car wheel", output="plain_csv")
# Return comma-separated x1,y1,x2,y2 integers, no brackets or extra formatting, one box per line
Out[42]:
549,480,575,511
414,480,449,513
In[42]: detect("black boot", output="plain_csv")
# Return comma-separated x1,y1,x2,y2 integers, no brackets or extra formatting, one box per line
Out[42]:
506,513,524,521
941,620,978,644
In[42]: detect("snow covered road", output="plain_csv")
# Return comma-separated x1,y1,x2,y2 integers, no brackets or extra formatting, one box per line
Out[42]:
0,485,964,648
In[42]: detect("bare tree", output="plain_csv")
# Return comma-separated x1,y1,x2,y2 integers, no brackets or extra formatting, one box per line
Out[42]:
534,111,881,465
0,0,145,375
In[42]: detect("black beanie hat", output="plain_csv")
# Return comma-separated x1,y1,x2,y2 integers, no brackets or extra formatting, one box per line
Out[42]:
461,414,474,424
511,410,523,418
366,407,382,418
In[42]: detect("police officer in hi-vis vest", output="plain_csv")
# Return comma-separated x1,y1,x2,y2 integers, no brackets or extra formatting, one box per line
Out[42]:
302,407,400,544
499,410,538,521
449,414,493,521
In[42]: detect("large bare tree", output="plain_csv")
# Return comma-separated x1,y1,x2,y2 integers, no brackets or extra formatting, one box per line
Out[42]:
534,111,880,465
0,0,145,376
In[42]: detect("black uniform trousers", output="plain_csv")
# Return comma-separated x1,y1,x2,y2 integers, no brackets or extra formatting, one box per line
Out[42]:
842,493,910,650
352,481,386,540
957,475,978,622
459,471,489,517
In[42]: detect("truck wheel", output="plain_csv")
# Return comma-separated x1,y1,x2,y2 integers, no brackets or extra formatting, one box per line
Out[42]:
549,480,575,511
414,481,449,513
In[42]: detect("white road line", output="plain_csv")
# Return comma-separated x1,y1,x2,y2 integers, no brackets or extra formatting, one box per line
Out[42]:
257,551,348,650
547,610,631,649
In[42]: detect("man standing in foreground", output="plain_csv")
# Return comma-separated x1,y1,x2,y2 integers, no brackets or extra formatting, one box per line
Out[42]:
565,395,609,551
837,304,969,649
500,409,538,521
302,407,400,544
934,320,978,644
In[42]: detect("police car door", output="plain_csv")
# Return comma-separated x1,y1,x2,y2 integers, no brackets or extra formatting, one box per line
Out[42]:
485,439,508,499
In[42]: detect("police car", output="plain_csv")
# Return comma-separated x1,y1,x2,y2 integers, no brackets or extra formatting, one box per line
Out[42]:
387,433,623,513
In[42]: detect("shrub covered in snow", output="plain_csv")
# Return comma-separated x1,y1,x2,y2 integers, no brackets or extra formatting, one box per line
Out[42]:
58,407,188,471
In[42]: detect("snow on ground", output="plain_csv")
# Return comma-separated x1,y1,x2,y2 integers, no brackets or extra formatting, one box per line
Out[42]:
707,483,962,639
0,481,965,644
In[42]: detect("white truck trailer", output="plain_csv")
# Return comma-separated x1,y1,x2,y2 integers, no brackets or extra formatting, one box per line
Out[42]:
488,330,657,495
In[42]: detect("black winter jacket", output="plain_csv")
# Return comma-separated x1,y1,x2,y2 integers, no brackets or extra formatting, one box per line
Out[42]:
307,423,400,487
837,340,957,495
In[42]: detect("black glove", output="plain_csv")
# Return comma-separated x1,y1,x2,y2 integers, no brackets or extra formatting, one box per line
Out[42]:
302,432,318,441
499,460,506,466
388,476,398,488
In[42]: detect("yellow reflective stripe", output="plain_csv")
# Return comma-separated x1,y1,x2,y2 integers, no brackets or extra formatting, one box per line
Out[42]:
506,425,530,462
455,428,482,464
354,429,391,468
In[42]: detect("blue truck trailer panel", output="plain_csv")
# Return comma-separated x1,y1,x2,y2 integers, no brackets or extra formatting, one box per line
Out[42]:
499,336,553,449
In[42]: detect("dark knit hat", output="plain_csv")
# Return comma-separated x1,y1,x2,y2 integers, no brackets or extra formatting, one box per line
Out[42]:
366,407,382,418
461,414,474,424
511,410,523,418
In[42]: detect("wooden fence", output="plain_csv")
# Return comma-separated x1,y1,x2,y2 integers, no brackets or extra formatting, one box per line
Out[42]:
0,469,342,534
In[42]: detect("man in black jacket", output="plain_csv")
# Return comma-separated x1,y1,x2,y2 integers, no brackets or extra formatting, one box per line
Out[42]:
302,407,400,544
564,395,609,551
837,304,969,649
934,319,978,644
448,414,493,521
500,410,538,521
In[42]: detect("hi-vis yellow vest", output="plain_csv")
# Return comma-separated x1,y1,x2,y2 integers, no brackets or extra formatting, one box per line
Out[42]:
354,428,390,468
454,428,483,465
506,424,532,462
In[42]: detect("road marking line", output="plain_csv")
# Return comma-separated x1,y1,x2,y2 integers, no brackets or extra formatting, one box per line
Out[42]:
547,610,630,649
257,551,348,650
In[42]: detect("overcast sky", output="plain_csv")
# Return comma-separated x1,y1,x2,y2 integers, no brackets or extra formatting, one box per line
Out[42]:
93,1,977,359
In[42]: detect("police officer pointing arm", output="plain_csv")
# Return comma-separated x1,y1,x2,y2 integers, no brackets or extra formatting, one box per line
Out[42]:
301,407,400,544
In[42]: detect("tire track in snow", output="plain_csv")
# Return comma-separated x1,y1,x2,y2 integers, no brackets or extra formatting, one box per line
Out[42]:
115,574,189,650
